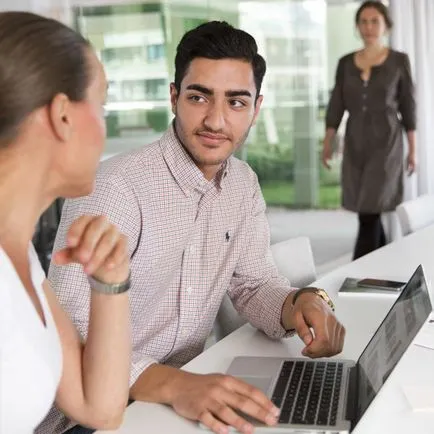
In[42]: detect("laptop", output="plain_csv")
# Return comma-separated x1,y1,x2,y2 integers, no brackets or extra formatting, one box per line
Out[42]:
226,265,432,433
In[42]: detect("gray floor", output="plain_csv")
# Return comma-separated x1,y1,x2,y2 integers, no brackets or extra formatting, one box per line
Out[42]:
266,207,358,276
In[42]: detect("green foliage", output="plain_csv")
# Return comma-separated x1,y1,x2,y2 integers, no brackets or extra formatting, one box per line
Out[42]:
242,145,341,208
261,181,341,209
245,148,294,183
147,110,169,132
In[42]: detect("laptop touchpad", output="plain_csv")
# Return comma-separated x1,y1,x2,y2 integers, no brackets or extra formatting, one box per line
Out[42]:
238,376,273,395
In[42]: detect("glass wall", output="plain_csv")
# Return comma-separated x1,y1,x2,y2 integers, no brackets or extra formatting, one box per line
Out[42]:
73,0,363,209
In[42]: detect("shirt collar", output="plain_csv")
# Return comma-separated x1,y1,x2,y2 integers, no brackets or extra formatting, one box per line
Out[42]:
160,123,230,196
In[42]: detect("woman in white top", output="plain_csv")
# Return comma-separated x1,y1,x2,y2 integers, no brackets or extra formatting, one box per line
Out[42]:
0,12,131,433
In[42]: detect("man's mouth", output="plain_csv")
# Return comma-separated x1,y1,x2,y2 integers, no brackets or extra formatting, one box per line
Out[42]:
196,132,229,145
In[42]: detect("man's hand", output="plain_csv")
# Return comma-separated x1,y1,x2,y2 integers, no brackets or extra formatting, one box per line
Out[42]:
169,370,280,434
282,292,345,358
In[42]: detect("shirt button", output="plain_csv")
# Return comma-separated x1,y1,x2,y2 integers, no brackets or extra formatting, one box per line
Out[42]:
189,245,196,254
362,106,367,112
186,287,193,294
362,94,367,99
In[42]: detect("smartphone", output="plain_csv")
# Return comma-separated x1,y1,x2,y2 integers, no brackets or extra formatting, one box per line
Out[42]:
358,278,406,292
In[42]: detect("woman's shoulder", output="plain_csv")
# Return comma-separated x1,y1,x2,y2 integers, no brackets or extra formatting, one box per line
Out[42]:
338,52,356,64
388,49,410,63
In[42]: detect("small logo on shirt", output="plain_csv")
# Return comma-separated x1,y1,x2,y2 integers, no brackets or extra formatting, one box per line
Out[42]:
225,231,230,242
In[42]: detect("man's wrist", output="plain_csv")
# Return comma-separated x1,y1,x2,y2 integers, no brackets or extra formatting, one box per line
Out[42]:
280,291,297,331
281,288,335,332
166,368,190,405
130,364,183,405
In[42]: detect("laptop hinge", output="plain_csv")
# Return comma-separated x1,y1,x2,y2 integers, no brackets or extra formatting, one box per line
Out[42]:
345,365,358,428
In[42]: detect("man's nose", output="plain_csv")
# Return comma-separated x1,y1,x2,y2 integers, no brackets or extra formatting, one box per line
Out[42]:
203,102,225,132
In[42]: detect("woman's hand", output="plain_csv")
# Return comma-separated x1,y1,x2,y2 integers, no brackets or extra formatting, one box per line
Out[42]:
322,139,333,170
407,153,416,176
53,215,129,284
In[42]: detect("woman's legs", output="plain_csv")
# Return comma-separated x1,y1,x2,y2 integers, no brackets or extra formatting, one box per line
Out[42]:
353,213,386,260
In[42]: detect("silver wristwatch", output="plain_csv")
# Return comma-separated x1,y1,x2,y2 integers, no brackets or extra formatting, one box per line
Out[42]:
87,272,131,295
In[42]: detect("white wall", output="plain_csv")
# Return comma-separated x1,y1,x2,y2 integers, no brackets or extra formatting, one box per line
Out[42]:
0,0,34,11
0,0,72,22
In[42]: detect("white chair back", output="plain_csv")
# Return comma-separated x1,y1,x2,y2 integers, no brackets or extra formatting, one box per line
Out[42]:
214,236,316,341
270,236,316,287
396,194,434,236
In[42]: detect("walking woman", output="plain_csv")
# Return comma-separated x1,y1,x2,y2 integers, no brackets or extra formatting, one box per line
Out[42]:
322,1,416,259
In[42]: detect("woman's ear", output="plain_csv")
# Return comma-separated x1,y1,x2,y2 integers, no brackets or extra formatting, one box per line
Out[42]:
49,93,72,142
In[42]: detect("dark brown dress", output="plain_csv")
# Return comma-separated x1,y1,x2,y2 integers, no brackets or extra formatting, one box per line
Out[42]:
326,49,416,213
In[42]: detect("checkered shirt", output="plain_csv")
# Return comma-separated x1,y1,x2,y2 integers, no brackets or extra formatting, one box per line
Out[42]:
37,125,294,433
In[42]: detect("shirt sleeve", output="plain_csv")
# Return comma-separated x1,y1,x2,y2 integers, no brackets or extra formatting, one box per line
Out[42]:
325,56,346,130
227,172,296,339
47,173,153,384
130,353,157,386
398,52,416,131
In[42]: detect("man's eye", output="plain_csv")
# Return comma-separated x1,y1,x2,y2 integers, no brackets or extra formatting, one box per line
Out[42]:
189,95,206,103
230,100,245,108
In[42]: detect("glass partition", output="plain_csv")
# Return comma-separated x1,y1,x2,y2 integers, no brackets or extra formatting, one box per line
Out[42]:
74,0,363,209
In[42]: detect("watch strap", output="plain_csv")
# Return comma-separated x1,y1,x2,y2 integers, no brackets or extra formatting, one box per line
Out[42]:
87,272,131,295
292,287,335,311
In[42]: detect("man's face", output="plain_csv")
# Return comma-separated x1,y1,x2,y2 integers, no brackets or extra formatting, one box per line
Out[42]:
170,57,263,180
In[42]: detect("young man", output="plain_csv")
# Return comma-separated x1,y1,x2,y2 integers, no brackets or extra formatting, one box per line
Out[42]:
38,21,345,434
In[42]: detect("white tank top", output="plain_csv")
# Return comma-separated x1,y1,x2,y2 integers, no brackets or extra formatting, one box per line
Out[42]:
0,244,62,434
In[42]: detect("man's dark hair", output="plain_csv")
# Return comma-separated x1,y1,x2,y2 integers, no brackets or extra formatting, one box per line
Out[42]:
0,12,91,148
355,1,393,29
174,21,266,100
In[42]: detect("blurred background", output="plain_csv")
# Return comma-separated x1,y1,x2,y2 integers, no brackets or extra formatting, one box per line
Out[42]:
5,0,432,275
73,0,362,210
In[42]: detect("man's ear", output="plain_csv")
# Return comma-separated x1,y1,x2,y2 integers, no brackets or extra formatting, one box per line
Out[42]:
252,94,264,125
170,83,179,115
49,93,72,142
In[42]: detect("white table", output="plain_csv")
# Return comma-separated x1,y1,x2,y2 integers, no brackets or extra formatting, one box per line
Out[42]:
100,224,434,434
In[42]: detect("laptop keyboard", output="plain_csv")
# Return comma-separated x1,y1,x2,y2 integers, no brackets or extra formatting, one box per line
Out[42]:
271,360,343,426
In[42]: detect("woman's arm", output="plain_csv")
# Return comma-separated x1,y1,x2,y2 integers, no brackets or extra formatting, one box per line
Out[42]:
406,130,416,174
323,57,346,169
398,53,417,174
44,215,131,430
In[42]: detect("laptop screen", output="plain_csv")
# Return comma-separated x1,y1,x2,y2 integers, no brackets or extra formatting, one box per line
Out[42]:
355,265,432,425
